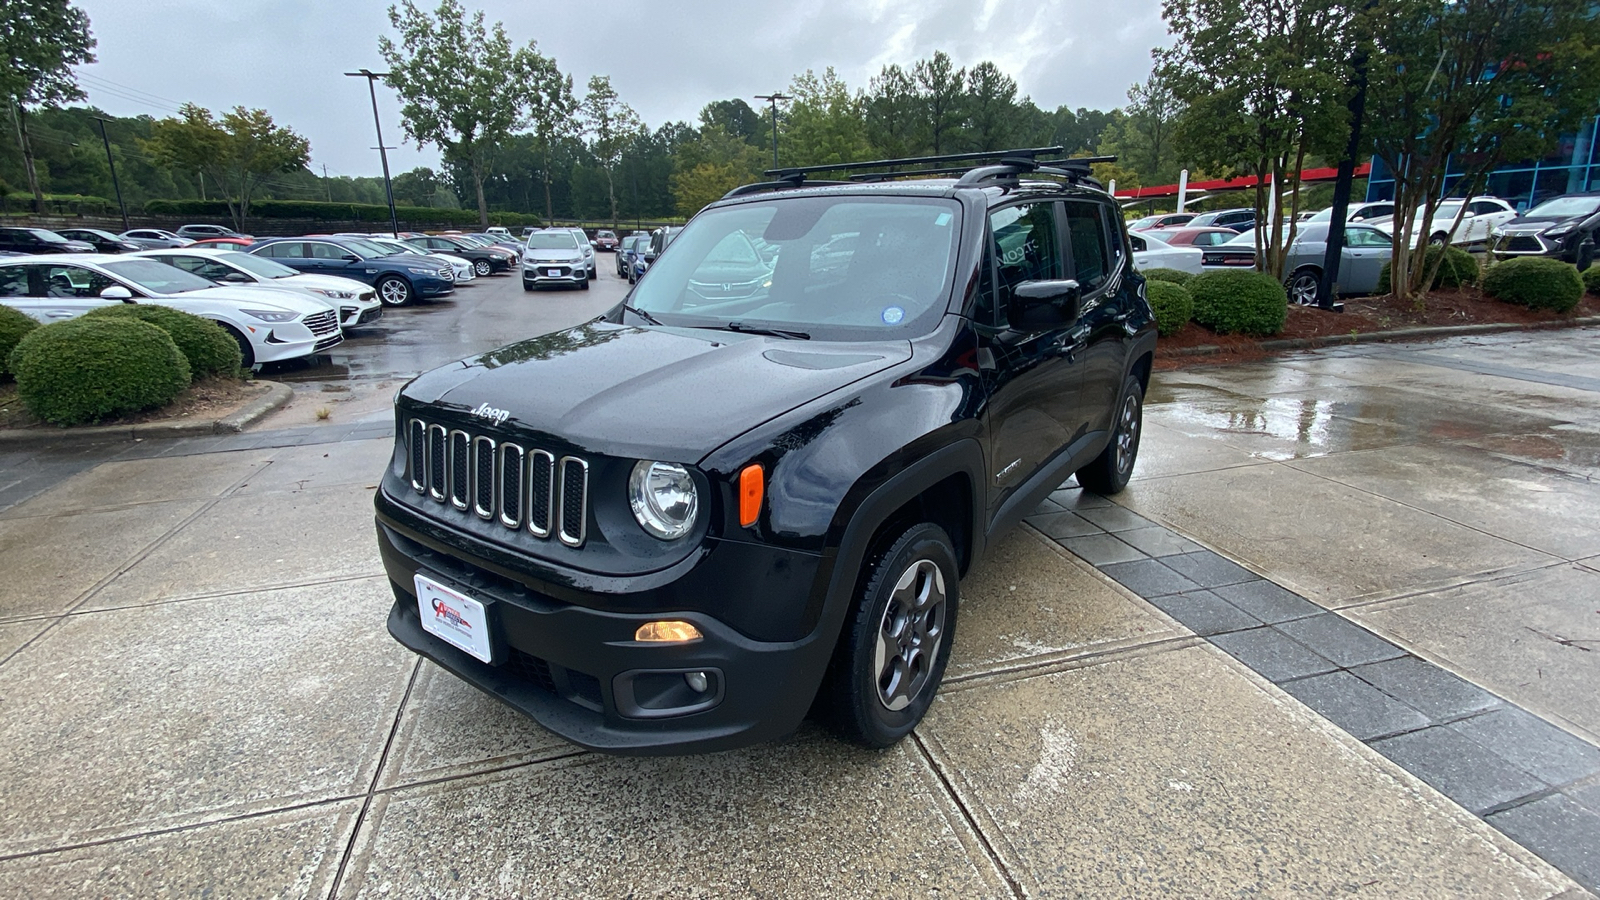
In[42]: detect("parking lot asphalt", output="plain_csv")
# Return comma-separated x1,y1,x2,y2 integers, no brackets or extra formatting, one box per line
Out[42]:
0,277,1596,895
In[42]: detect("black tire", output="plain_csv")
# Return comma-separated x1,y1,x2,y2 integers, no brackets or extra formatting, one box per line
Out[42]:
1288,267,1321,306
580,278,590,291
220,323,255,368
1429,232,1449,247
473,259,492,277
820,522,959,748
1076,375,1144,495
1577,240,1594,273
376,276,413,307
522,279,535,292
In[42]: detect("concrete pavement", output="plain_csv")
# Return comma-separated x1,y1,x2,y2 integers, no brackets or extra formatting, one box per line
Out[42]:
0,314,1596,896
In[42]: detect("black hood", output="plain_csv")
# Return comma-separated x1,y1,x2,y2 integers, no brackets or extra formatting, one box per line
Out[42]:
401,321,911,462
1507,207,1600,231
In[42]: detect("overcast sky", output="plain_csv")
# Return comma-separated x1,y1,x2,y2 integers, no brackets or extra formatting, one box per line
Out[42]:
72,0,1170,179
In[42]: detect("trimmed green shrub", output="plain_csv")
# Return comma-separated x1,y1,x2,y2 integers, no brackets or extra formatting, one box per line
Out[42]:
1481,257,1585,313
84,305,241,376
1582,265,1600,296
1186,269,1288,336
1141,267,1195,287
1146,279,1194,337
1379,244,1480,293
8,317,191,426
0,306,39,378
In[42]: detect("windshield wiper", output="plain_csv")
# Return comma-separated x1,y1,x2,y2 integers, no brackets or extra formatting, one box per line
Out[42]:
696,322,810,340
620,302,663,326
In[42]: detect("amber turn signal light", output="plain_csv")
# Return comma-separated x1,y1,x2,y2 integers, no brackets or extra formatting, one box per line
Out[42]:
635,620,703,643
739,464,764,527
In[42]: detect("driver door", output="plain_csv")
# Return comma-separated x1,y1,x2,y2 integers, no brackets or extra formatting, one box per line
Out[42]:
27,263,123,320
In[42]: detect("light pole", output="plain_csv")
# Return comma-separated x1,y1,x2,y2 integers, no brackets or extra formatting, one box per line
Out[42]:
92,116,129,232
755,92,792,169
345,69,400,235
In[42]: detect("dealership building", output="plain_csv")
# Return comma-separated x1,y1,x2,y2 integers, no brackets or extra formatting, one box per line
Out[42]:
1364,115,1600,209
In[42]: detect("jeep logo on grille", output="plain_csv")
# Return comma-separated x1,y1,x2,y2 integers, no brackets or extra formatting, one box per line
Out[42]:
471,403,510,426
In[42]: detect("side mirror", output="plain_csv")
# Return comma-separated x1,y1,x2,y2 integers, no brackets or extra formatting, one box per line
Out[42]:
1011,279,1082,329
99,285,135,302
342,254,361,262
221,271,251,283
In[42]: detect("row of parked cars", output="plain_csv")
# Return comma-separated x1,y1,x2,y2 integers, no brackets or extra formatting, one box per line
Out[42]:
1124,190,1600,301
0,223,542,367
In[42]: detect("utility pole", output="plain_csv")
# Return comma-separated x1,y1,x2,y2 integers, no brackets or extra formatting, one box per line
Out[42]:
92,116,130,232
322,164,332,201
755,92,792,169
1315,0,1375,311
345,69,400,236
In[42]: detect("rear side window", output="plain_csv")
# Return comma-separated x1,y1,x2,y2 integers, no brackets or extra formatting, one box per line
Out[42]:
0,265,28,297
1062,201,1111,292
309,242,346,260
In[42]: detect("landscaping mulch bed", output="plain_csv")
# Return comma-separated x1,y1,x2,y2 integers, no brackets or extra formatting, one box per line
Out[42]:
1155,288,1600,370
0,376,269,431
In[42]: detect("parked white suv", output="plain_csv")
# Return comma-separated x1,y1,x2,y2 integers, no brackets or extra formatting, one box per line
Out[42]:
0,255,342,367
567,227,598,278
135,248,382,330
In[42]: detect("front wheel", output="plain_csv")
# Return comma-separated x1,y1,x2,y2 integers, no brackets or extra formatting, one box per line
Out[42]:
375,276,413,307
820,522,959,748
1288,268,1321,306
1076,375,1144,495
1429,232,1449,247
473,259,492,277
220,323,255,369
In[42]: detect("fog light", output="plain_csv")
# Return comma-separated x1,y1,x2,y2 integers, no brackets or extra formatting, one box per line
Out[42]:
685,671,709,693
635,620,702,643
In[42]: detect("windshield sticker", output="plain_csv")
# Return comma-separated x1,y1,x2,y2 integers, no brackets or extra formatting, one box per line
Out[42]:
934,212,952,227
882,306,905,325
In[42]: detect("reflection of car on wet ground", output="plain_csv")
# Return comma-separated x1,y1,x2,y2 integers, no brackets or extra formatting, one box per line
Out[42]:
1200,223,1395,304
376,147,1157,757
0,254,341,366
135,247,382,330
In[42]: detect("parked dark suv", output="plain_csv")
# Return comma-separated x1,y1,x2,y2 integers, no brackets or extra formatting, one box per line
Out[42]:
0,227,94,255
1490,192,1600,270
375,148,1156,755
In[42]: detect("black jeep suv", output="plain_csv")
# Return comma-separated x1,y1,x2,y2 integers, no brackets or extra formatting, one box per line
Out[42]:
375,148,1157,755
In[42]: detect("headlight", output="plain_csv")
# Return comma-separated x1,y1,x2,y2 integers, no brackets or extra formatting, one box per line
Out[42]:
1545,222,1574,237
406,266,434,275
241,308,297,322
629,461,698,540
309,288,355,299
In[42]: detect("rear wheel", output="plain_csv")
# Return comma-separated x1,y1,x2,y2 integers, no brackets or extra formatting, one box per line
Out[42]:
376,276,413,307
1429,232,1449,247
820,522,959,748
1288,267,1321,306
1076,376,1144,495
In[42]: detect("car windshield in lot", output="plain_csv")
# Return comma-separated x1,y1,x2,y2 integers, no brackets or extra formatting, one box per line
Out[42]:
1525,195,1600,218
629,195,960,338
102,259,220,294
527,232,578,250
215,251,299,279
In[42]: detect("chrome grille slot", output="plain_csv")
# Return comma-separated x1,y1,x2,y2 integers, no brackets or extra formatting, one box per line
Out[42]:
402,418,588,547
427,425,447,502
302,309,340,337
527,450,555,538
472,436,496,519
558,457,588,547
498,444,524,528
448,430,471,510
407,419,426,493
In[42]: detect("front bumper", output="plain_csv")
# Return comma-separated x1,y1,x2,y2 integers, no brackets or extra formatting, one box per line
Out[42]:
523,264,588,286
338,302,383,328
413,275,455,299
376,511,835,755
1490,231,1589,262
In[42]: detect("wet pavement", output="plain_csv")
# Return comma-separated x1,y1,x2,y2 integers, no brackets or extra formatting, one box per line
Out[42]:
0,313,1597,896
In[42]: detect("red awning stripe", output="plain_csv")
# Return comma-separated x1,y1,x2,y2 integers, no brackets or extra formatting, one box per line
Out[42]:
1115,163,1373,200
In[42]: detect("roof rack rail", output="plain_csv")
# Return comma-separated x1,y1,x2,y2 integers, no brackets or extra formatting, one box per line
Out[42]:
764,146,1069,179
722,178,849,199
720,148,1117,199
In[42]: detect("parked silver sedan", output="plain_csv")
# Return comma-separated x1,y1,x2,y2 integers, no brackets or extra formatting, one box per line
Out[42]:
1202,223,1394,304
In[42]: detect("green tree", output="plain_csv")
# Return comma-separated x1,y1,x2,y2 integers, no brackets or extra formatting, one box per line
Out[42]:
379,0,562,228
144,104,310,231
1363,0,1600,299
780,68,868,167
962,61,1019,151
699,98,768,147
0,0,96,210
913,51,967,155
1162,0,1353,278
580,75,643,228
525,69,577,220
863,63,923,158
671,127,764,218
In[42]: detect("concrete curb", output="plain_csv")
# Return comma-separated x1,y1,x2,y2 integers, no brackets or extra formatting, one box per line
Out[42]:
1161,315,1600,359
0,381,294,448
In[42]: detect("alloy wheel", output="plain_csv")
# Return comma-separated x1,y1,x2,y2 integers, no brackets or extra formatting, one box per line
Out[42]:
873,558,947,712
1115,390,1141,477
474,259,492,276
1290,273,1319,306
378,278,411,306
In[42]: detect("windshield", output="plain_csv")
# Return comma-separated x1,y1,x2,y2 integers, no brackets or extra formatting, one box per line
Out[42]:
30,229,70,243
102,259,218,294
216,251,298,279
369,239,414,255
528,232,578,250
340,239,391,258
1144,229,1178,242
629,195,960,339
1526,196,1600,218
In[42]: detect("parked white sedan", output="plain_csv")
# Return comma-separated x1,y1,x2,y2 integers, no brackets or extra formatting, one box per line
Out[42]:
134,248,382,330
1129,231,1204,274
1368,197,1517,248
0,254,342,367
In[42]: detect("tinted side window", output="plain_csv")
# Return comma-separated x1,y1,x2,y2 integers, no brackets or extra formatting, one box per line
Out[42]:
1128,233,1147,253
0,265,28,297
42,265,114,298
309,242,346,260
170,256,235,281
989,202,1063,325
276,242,307,259
1062,201,1110,292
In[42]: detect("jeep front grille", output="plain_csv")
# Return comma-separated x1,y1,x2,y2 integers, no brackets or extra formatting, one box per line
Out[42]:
406,418,588,547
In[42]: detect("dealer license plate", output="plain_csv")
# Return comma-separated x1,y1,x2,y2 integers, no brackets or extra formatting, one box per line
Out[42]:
415,574,492,663
547,268,561,277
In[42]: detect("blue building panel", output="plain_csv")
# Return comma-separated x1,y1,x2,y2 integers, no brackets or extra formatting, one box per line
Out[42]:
1367,116,1600,210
